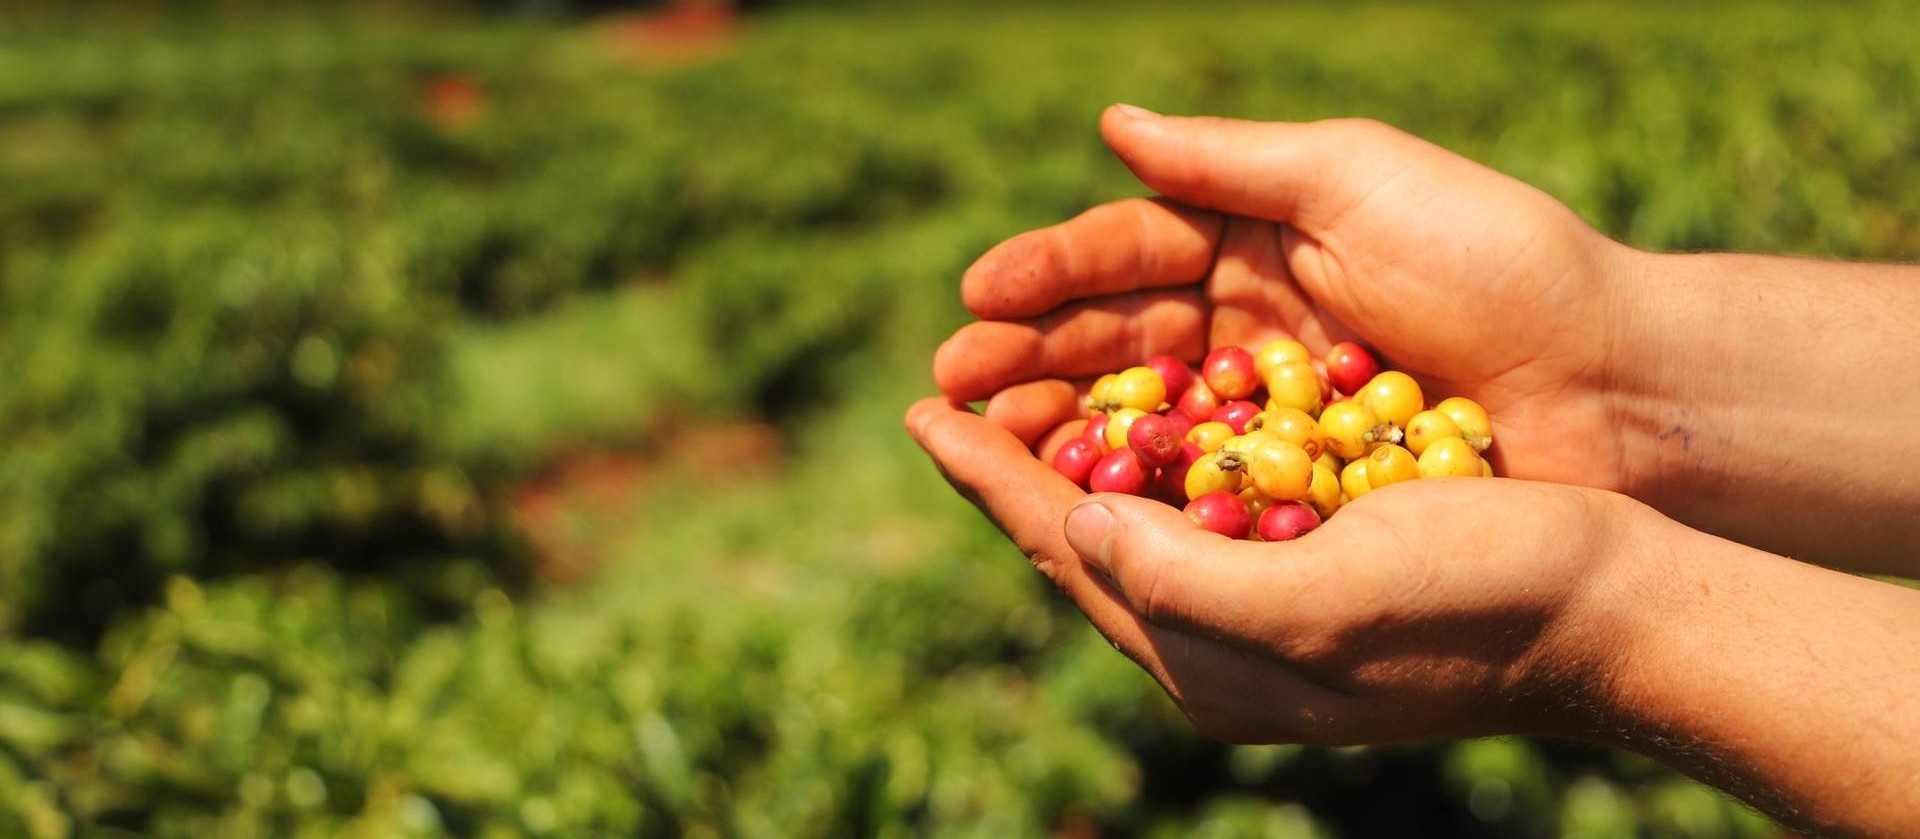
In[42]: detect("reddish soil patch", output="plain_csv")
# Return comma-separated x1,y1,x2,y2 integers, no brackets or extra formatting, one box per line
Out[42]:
510,419,783,585
599,1,741,67
1051,812,1102,839
418,72,488,132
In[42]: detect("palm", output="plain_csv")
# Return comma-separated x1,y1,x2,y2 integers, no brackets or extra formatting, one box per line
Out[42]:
1239,209,1629,488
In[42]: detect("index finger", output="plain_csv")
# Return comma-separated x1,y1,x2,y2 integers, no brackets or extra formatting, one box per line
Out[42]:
962,198,1223,320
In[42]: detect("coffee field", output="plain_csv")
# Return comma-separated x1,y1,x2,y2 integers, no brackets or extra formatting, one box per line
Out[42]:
1,2,1915,836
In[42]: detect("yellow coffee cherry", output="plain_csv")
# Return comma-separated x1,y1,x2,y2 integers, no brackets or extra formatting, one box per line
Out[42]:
1254,339,1312,380
1239,487,1278,535
1109,367,1167,413
1358,371,1423,429
1481,457,1495,478
1219,431,1272,460
1186,420,1236,453
1305,462,1343,520
1340,457,1373,500
1315,451,1343,474
1104,407,1147,451
1186,450,1247,500
1249,407,1323,459
1244,483,1274,541
1403,410,1463,456
1088,373,1118,412
1435,396,1494,452
1366,443,1420,488
1418,436,1485,478
1319,401,1384,460
1264,360,1324,417
1246,438,1314,501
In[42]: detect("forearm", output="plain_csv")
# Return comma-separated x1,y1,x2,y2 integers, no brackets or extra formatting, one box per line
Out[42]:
1612,249,1920,574
1581,511,1920,837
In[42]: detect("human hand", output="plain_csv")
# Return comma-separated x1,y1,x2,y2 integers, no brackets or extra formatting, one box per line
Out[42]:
905,397,1639,744
909,110,1920,834
936,107,1654,494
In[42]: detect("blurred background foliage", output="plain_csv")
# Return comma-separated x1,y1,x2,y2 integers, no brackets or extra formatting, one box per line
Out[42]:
0,0,1914,836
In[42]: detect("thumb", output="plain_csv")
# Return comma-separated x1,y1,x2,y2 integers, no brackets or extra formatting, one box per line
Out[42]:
1065,492,1277,634
1099,105,1401,230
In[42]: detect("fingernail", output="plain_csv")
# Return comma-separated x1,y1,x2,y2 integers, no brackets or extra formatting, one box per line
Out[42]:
1065,501,1116,571
1113,103,1161,120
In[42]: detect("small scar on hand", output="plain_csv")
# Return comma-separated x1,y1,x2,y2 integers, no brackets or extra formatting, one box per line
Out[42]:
1656,426,1694,451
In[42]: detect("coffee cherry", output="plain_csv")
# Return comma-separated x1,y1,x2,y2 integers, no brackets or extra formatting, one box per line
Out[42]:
1366,443,1420,488
1089,449,1152,495
1186,421,1236,453
1185,450,1248,500
1256,501,1321,542
1176,380,1224,423
1403,410,1463,456
1254,339,1311,380
1310,359,1334,403
1435,396,1494,452
1083,412,1113,454
1325,342,1379,396
1146,355,1196,405
1249,407,1323,459
1152,442,1205,505
1185,491,1253,539
1211,400,1262,434
1239,486,1277,526
1219,431,1270,460
1126,412,1182,468
1263,361,1324,416
1088,373,1119,412
1060,341,1501,524
1164,410,1196,441
1319,401,1385,460
1110,367,1168,413
1417,436,1486,479
1315,451,1342,475
1305,462,1343,520
1105,405,1144,451
1202,346,1260,401
1246,438,1314,501
1340,458,1373,500
1358,371,1423,429
1052,438,1103,489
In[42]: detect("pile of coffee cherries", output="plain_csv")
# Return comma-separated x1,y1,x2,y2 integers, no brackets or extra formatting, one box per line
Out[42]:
1050,341,1496,541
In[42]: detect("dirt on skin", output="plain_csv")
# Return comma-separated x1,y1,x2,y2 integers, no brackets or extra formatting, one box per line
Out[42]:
510,418,783,585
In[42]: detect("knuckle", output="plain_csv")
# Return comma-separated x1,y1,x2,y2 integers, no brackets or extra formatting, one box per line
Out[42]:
1026,548,1067,589
1132,555,1187,627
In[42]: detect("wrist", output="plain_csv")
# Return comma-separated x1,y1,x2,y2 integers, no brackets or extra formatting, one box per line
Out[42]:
1591,246,1920,570
1591,245,1725,511
1569,515,1920,836
1503,489,1673,741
